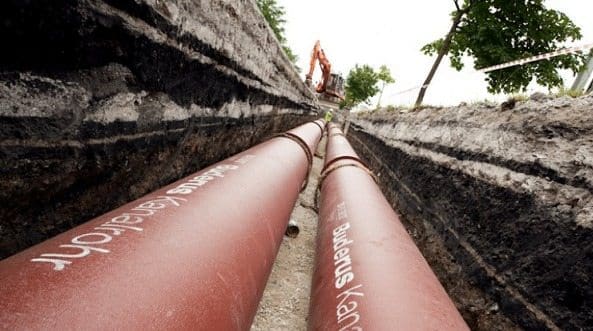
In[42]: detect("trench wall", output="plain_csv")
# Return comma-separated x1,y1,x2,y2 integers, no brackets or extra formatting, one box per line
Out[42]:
349,98,593,330
0,0,317,258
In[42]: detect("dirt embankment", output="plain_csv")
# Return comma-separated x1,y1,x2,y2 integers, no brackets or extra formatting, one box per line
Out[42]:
350,96,593,330
0,0,316,258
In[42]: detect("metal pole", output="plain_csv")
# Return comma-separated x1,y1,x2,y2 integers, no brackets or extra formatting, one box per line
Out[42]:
308,123,468,331
0,120,324,330
571,54,593,93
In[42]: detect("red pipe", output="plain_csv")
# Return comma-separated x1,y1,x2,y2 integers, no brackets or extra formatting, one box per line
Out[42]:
0,120,323,330
308,123,468,331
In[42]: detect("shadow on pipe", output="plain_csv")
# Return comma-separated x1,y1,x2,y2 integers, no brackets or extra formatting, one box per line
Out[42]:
308,123,469,331
0,120,324,330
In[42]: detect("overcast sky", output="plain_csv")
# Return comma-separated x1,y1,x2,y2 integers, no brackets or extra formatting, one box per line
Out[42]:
278,1,592,107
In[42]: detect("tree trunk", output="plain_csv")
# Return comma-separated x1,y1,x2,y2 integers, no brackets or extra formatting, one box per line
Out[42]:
376,82,386,109
414,9,466,108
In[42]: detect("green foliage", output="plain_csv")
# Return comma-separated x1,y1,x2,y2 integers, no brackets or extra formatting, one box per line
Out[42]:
556,87,585,98
342,65,396,109
341,65,380,109
377,65,395,84
256,0,286,43
375,65,395,108
423,0,586,94
256,0,299,67
421,39,445,58
282,46,298,63
509,93,529,102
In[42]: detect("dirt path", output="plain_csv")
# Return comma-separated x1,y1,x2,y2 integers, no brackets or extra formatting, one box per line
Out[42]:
251,136,326,331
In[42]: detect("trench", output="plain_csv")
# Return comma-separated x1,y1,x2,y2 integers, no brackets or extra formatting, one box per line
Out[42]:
0,113,315,259
3,1,592,330
252,135,326,330
0,0,317,258
348,124,593,331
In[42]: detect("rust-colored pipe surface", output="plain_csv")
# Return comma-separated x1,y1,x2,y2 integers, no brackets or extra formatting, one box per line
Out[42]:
308,124,468,331
0,121,323,331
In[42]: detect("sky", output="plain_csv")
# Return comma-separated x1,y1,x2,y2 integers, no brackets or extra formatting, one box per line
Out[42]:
278,0,592,107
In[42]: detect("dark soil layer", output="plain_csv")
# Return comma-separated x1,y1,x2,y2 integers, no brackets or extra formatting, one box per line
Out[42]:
349,98,593,330
0,112,312,259
0,0,316,258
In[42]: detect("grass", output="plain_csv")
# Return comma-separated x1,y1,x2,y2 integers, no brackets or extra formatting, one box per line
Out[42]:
508,93,529,102
555,87,585,98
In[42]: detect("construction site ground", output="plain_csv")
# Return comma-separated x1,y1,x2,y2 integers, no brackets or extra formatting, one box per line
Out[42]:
251,135,326,330
251,119,520,331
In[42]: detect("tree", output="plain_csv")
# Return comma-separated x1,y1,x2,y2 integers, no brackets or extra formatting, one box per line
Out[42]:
376,65,395,108
415,0,586,107
256,0,299,67
341,64,381,109
342,65,395,109
282,46,298,64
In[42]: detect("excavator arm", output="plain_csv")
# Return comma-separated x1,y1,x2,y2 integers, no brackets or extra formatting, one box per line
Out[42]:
305,40,332,94
304,40,344,100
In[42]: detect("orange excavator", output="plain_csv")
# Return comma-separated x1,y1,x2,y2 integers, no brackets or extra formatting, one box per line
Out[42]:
305,40,345,101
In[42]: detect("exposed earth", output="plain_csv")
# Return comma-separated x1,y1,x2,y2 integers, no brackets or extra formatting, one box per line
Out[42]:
2,1,593,330
348,94,593,330
253,95,593,331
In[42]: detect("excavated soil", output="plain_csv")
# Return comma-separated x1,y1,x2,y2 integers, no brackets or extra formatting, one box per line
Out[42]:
4,1,593,330
0,65,315,259
0,0,317,258
349,95,593,330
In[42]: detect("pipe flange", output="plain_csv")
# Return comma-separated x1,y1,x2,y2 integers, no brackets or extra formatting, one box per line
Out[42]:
321,155,369,174
311,120,325,136
272,132,313,192
314,161,378,208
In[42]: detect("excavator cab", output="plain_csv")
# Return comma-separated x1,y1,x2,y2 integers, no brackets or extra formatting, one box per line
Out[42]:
325,73,345,100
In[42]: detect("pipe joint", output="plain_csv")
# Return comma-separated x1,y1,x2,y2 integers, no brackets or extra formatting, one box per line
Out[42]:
272,131,313,191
